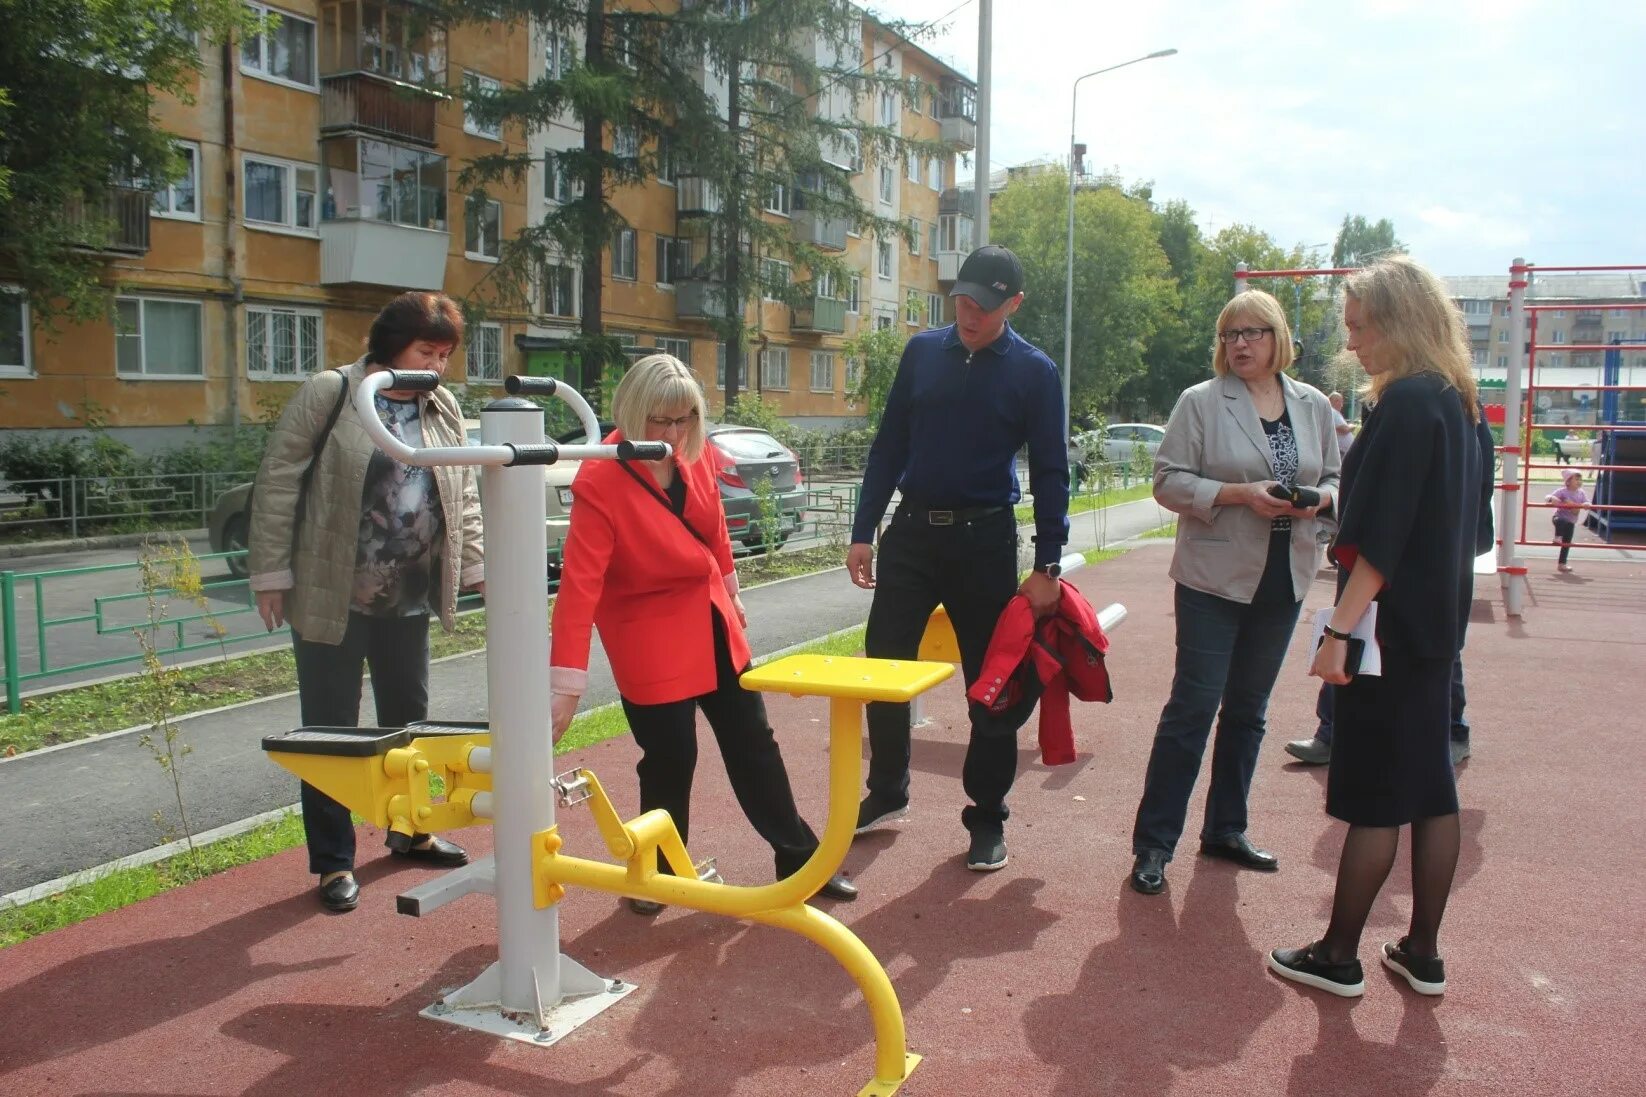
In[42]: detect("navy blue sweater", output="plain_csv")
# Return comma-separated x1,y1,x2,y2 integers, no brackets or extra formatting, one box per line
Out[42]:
851,323,1070,566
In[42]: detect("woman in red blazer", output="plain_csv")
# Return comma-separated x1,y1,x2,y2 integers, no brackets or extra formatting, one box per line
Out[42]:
548,355,855,913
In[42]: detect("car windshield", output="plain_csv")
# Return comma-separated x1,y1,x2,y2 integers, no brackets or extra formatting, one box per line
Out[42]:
711,430,787,460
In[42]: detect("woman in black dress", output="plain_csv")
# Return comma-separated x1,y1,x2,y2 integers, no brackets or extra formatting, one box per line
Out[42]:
1269,256,1484,998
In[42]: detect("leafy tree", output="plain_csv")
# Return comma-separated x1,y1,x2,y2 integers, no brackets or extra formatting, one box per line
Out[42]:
438,1,943,411
1332,213,1404,268
842,322,905,429
0,0,255,323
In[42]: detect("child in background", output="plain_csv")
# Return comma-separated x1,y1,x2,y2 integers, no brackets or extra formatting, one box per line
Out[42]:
1545,472,1587,574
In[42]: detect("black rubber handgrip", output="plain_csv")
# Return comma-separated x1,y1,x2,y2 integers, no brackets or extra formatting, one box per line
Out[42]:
385,369,441,391
618,440,670,461
505,442,563,466
504,376,561,396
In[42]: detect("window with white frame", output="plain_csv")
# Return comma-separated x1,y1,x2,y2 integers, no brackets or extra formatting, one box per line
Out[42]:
878,165,894,204
656,235,690,285
465,194,501,260
1552,330,1565,344
545,32,573,78
846,274,861,313
611,16,638,70
844,352,861,390
926,293,943,328
927,157,941,190
874,310,895,331
1470,348,1486,366
810,350,835,392
656,336,691,363
1497,329,1508,342
927,221,938,257
759,346,789,389
904,290,922,325
906,149,920,183
1549,352,1565,366
765,179,791,215
656,133,678,184
241,3,316,88
466,322,503,382
152,142,200,220
544,151,579,203
1,288,30,377
463,72,502,139
243,155,317,232
876,239,892,279
246,305,321,379
815,270,839,300
907,216,921,256
760,258,789,300
848,137,863,174
1496,355,1507,368
910,82,923,115
542,261,577,317
716,343,749,388
115,297,203,378
612,228,637,280
613,126,639,164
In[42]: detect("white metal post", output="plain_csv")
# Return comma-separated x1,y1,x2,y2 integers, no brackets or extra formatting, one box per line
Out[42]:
1500,258,1529,617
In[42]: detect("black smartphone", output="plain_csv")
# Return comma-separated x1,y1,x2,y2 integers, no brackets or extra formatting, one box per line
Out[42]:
1268,484,1320,510
1315,634,1364,678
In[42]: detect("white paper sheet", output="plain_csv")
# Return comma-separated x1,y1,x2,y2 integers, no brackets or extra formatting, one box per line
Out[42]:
1309,603,1382,677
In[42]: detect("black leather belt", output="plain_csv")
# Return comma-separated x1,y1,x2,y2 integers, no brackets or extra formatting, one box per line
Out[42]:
897,504,1010,527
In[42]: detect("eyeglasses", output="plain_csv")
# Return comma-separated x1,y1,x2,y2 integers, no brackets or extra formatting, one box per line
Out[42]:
646,410,699,429
1218,327,1274,345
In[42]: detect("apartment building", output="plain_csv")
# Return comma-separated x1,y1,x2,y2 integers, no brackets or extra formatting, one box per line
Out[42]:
1,4,976,442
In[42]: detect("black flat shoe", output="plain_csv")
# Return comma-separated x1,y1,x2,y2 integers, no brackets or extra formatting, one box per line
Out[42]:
626,897,666,915
1130,850,1167,895
392,835,470,867
818,873,858,901
318,874,359,912
1268,942,1365,997
1199,833,1279,871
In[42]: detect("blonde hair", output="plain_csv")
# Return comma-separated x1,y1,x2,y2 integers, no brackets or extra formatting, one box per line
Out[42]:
1342,255,1479,422
610,354,708,462
1212,290,1294,377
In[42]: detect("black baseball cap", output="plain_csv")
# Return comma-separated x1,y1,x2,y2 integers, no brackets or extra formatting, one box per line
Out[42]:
949,245,1024,311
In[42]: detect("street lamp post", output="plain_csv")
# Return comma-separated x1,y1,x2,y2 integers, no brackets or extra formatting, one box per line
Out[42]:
1062,48,1178,443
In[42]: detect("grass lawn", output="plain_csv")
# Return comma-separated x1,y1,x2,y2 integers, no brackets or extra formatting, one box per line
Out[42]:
1014,480,1154,523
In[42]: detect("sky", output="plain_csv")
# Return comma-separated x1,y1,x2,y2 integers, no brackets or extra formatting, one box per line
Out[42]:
866,0,1646,277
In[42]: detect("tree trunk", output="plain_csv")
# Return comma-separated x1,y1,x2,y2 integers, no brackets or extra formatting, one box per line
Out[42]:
579,2,607,410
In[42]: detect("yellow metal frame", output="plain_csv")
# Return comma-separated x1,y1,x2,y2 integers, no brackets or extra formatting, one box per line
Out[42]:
533,654,952,1097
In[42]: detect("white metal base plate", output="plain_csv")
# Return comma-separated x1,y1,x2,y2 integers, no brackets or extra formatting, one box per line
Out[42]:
420,958,635,1047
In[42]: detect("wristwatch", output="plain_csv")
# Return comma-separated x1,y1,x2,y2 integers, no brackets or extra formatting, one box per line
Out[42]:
1033,562,1062,579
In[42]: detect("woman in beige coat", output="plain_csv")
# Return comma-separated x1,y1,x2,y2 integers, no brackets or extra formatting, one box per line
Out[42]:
248,292,484,912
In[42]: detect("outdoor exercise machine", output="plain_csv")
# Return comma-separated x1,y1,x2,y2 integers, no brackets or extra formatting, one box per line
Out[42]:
261,370,953,1095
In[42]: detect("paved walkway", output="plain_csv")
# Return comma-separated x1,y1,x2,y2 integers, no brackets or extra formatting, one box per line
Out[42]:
2,547,1642,1095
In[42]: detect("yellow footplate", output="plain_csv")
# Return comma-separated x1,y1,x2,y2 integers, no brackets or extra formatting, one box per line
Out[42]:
740,654,953,702
858,1053,922,1096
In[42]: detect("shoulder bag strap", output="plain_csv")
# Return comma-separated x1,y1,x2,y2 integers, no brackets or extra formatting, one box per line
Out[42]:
617,458,712,551
290,368,350,554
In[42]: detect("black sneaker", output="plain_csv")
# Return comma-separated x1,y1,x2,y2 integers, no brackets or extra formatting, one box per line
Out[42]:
1381,939,1446,995
966,831,1008,872
1268,943,1365,997
854,793,908,835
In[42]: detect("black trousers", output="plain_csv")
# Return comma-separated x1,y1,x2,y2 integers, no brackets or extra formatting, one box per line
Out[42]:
1553,517,1575,565
619,611,820,878
863,507,1023,835
291,612,431,875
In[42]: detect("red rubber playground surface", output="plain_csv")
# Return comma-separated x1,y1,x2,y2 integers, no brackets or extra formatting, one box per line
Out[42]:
2,547,1642,1096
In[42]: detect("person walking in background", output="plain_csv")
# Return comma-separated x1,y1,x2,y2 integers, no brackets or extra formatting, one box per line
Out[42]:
1127,289,1340,896
249,292,485,913
1327,392,1356,460
1270,256,1484,999
1546,472,1587,574
846,244,1069,874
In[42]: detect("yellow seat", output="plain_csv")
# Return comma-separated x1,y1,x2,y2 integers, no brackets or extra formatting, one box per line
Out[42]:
740,653,953,702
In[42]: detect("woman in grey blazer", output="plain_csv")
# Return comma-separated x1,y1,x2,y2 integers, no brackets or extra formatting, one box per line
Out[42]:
1129,289,1340,895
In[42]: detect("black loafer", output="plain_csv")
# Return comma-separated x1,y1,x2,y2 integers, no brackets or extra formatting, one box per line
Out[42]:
818,872,858,901
1130,850,1167,894
393,835,470,867
318,874,359,912
1199,833,1279,871
1269,943,1365,997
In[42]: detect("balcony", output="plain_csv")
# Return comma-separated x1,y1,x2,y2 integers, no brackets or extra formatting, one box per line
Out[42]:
64,187,151,256
937,251,964,283
676,176,723,217
321,72,442,147
938,78,977,151
791,208,848,251
791,294,846,334
676,278,734,319
940,115,977,150
320,219,449,290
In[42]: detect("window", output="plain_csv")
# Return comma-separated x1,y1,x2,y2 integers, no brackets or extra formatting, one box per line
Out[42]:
904,290,922,325
907,150,920,183
1549,353,1565,366
542,261,577,318
876,239,892,279
656,134,678,185
1551,330,1566,344
241,3,315,88
1,288,30,377
760,258,789,300
545,32,573,78
1497,329,1508,343
759,346,789,390
611,16,638,71
765,179,791,216
323,139,446,229
612,228,637,280
878,165,894,204
465,195,501,260
463,72,502,140
910,83,923,115
152,142,200,220
716,344,749,388
1496,355,1508,369
815,271,839,300
613,126,639,164
656,336,692,363
846,274,861,314
810,351,835,392
878,90,896,126
243,155,317,232
1612,308,1626,317
927,157,941,190
907,216,921,256
656,236,691,285
1554,309,1566,318
874,310,895,332
544,151,579,204
926,293,944,328
845,352,861,390
927,221,939,256
115,297,203,378
246,305,322,379
1470,348,1486,367
849,138,864,174
466,322,503,382
939,213,972,253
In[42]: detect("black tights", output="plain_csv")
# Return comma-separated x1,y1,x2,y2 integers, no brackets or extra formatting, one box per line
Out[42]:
1317,813,1460,961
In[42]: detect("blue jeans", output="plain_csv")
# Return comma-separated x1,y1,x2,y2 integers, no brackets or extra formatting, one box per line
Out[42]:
1132,584,1301,859
1315,657,1469,745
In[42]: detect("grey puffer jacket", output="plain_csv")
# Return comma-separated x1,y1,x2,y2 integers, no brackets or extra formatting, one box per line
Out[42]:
247,358,484,645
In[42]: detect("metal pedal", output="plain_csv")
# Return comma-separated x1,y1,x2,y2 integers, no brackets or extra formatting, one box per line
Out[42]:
695,858,723,885
551,768,593,808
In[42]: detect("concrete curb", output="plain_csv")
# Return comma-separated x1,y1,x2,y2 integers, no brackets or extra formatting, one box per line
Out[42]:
0,528,209,561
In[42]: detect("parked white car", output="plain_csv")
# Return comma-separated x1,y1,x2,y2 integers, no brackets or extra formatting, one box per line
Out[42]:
1074,423,1166,467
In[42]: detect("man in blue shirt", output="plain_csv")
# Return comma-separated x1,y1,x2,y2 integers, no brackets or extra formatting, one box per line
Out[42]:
846,245,1070,872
